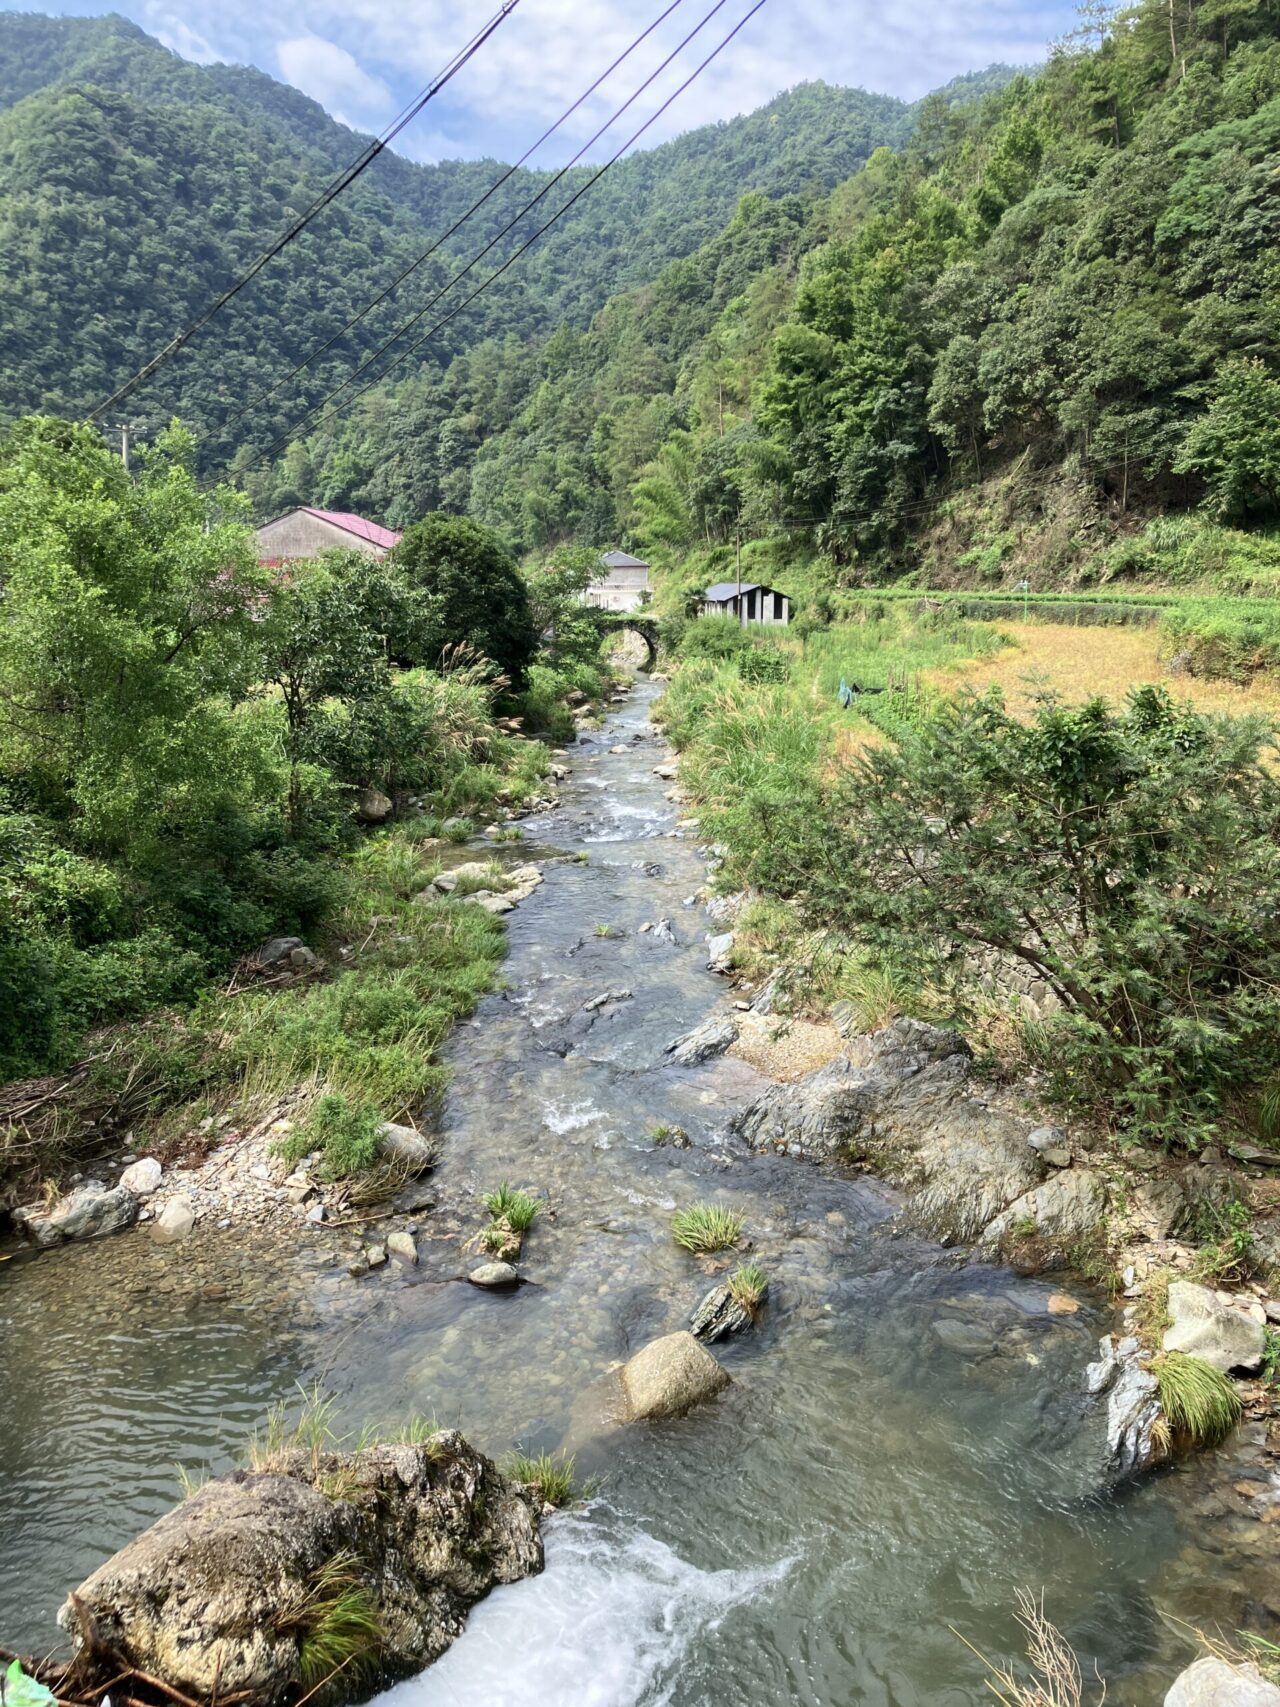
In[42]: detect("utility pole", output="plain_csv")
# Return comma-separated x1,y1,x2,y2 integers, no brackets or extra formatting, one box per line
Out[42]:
111,422,133,470
735,522,743,625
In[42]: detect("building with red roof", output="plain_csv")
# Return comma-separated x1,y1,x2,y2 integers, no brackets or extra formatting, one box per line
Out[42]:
254,506,402,564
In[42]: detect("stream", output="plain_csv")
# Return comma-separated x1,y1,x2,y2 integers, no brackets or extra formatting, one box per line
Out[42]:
2,676,1275,1704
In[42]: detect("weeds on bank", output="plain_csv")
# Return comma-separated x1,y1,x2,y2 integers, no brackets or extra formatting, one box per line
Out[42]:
502,1450,584,1509
672,1203,744,1254
278,1092,384,1180
1153,1352,1242,1449
953,1586,1103,1707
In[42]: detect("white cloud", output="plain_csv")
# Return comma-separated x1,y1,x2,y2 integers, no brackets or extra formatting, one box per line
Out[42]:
276,33,395,128
144,7,221,64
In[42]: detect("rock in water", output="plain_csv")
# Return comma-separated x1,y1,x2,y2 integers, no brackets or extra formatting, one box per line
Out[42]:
1163,1280,1265,1373
119,1157,163,1197
468,1262,519,1289
690,1284,752,1341
619,1331,730,1421
387,1231,418,1264
665,1015,739,1067
982,1169,1107,1246
705,932,735,973
15,1181,138,1248
378,1123,439,1173
60,1435,542,1705
1165,1658,1280,1707
1085,1334,1167,1485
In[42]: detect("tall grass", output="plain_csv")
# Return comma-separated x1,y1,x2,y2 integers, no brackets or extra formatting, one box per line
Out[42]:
1154,1352,1242,1448
672,1203,744,1253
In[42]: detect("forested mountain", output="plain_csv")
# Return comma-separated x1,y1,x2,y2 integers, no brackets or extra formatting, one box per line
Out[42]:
0,11,996,469
242,0,1280,576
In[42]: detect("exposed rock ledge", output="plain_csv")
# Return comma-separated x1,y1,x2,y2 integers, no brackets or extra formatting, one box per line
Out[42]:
60,1433,541,1706
731,1017,1066,1249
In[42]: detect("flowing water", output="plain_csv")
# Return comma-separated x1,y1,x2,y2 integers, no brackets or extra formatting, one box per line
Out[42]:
1,678,1275,1703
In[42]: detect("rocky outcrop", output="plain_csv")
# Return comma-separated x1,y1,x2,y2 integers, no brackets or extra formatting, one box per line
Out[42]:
690,1284,752,1341
61,1434,542,1706
14,1180,138,1248
1165,1657,1280,1707
665,1015,739,1067
731,1019,1047,1245
1085,1333,1168,1485
1163,1280,1266,1373
619,1331,730,1421
982,1169,1107,1247
705,932,735,973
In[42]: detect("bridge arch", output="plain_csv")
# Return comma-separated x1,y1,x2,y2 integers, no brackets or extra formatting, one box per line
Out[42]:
589,610,659,671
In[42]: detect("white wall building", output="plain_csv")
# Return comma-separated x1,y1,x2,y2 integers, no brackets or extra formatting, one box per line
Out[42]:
701,580,791,626
583,550,651,613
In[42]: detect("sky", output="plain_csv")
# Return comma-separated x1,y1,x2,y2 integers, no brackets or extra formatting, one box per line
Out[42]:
35,0,1080,163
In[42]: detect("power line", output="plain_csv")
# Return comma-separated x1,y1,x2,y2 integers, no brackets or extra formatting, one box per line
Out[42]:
242,0,739,457
249,0,771,474
221,0,693,435
86,0,524,422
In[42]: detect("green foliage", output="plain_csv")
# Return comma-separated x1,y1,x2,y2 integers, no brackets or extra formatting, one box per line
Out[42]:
482,1182,540,1233
289,1553,384,1691
799,684,1280,1141
726,1262,769,1312
392,516,536,689
671,1202,745,1253
501,1450,582,1508
1178,357,1280,522
281,1093,384,1181
1154,1352,1242,1447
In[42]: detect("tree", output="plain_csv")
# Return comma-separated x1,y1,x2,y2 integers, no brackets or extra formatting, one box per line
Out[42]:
801,686,1280,1141
392,515,536,689
0,416,260,851
1176,356,1280,520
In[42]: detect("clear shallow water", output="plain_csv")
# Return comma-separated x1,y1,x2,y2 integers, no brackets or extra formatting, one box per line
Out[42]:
0,678,1272,1699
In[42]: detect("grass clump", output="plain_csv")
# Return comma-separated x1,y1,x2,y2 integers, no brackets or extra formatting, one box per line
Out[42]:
726,1262,768,1313
279,1092,384,1180
482,1182,540,1233
1154,1351,1242,1449
672,1202,744,1254
502,1450,581,1509
281,1551,384,1690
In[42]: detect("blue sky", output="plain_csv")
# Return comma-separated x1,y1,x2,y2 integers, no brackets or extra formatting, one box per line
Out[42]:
35,0,1079,163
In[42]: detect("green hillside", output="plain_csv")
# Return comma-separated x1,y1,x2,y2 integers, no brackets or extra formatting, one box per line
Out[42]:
0,11,978,464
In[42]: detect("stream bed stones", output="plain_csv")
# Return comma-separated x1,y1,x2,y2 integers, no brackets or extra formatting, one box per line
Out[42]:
618,1330,731,1422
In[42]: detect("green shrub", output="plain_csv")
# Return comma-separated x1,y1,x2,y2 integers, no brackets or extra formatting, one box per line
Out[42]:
1154,1352,1242,1448
282,1093,384,1180
727,1262,768,1311
482,1182,540,1232
502,1450,581,1508
672,1203,744,1253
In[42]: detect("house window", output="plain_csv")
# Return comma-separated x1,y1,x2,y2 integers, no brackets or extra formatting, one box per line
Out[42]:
773,591,784,621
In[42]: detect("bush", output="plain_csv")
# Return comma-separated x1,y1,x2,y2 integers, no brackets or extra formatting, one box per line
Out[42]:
1154,1352,1242,1448
672,1203,744,1253
281,1092,385,1180
802,685,1280,1143
392,515,537,689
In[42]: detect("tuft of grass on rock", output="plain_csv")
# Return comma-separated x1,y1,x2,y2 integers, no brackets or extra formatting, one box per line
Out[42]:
483,1182,540,1232
502,1450,582,1509
283,1551,384,1690
672,1202,744,1254
1154,1351,1242,1449
726,1262,768,1313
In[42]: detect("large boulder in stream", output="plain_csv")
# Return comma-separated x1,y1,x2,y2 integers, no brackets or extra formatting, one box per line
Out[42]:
620,1331,730,1421
60,1433,542,1705
731,1019,1046,1245
1166,1658,1280,1707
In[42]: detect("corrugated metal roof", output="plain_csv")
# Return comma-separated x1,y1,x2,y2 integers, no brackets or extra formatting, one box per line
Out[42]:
705,581,761,600
601,550,649,568
299,507,402,551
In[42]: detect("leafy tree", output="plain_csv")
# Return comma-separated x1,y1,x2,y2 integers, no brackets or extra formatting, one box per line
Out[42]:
804,686,1280,1140
1177,356,1280,520
392,515,536,688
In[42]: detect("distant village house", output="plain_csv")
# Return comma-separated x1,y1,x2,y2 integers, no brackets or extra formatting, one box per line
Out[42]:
702,580,791,626
254,506,402,564
582,550,651,613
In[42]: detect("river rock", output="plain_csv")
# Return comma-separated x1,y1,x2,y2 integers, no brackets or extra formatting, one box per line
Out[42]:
60,1435,541,1704
1165,1658,1280,1707
619,1331,730,1421
387,1231,418,1264
119,1157,163,1197
1162,1280,1265,1372
253,935,308,970
665,1015,739,1067
477,894,515,915
433,862,492,894
982,1169,1107,1248
468,1262,519,1289
653,762,678,780
705,932,735,973
1085,1333,1167,1484
732,1019,1042,1244
152,1195,196,1243
355,787,393,824
690,1284,752,1341
15,1180,139,1248
378,1123,440,1173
